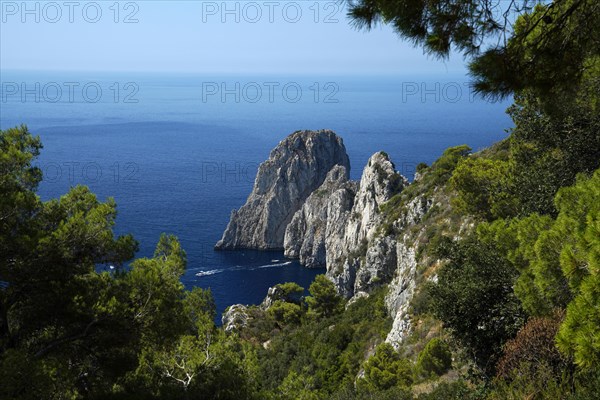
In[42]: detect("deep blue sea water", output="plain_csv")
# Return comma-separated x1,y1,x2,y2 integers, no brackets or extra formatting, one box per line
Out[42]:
0,70,512,319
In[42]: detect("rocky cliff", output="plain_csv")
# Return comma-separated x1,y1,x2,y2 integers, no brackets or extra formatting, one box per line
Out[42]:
283,165,350,267
215,130,350,250
325,152,408,298
218,130,463,348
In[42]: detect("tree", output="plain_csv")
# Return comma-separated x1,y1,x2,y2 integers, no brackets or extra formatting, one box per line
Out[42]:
553,171,600,370
507,88,600,216
347,0,600,103
0,125,42,279
184,286,217,326
268,300,304,326
428,235,525,373
416,338,453,378
451,157,517,220
0,126,256,399
305,275,344,319
481,169,600,370
0,126,141,397
0,125,43,353
278,370,322,400
275,282,304,304
359,343,413,391
428,145,471,186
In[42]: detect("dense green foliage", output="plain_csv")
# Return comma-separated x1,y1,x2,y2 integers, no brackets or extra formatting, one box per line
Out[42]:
427,235,526,373
348,0,600,102
450,157,514,220
2,1,599,396
479,170,600,369
452,79,600,221
0,126,255,399
359,343,413,391
256,287,392,397
305,274,344,318
415,338,452,378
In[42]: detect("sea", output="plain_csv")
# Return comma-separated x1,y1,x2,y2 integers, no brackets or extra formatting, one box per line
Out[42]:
0,70,513,320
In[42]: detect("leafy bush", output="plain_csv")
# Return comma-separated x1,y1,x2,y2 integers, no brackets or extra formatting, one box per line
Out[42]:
268,301,304,326
275,282,304,303
359,343,413,391
306,275,344,319
429,145,472,186
480,169,600,370
508,88,600,216
489,362,575,400
256,288,392,396
496,312,571,379
416,338,452,378
451,157,517,220
429,235,525,374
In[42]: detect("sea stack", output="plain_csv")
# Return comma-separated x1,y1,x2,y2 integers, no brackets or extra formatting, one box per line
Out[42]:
215,130,350,250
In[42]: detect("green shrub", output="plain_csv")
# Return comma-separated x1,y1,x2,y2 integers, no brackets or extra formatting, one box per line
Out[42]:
359,343,413,391
416,338,452,378
416,162,429,173
268,301,304,326
450,157,518,220
306,275,344,319
428,234,525,374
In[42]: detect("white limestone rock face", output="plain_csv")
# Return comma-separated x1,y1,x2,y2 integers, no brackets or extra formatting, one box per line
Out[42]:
385,240,419,348
326,152,408,298
394,195,432,231
354,236,398,295
385,196,431,348
222,304,249,333
328,258,360,299
260,286,284,310
343,152,406,252
324,181,359,269
215,130,350,250
283,165,349,267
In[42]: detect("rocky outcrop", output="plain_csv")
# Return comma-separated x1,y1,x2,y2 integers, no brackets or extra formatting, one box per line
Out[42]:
385,240,419,348
260,286,284,310
382,193,433,347
215,130,350,250
283,165,349,267
326,152,408,298
324,181,359,269
217,131,440,349
354,236,398,295
222,304,249,333
343,152,406,252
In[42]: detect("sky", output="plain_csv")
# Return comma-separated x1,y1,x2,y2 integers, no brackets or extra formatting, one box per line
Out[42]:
0,1,467,75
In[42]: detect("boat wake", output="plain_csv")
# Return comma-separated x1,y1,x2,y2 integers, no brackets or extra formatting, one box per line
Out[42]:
194,261,292,277
195,269,223,277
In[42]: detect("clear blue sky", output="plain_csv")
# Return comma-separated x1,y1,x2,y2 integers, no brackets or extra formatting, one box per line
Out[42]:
1,1,467,75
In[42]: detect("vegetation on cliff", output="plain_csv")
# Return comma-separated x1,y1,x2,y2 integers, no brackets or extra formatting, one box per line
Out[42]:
2,1,599,398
